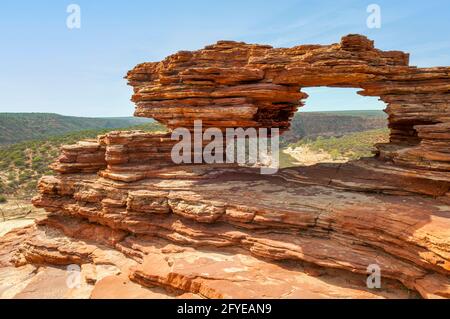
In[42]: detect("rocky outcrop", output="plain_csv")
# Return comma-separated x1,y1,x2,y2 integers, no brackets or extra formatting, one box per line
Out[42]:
50,140,107,174
127,34,450,181
1,34,450,299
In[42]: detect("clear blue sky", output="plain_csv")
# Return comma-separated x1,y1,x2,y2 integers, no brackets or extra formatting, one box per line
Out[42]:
1,0,449,116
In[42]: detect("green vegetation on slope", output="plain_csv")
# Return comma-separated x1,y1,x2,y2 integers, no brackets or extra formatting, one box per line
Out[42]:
288,128,390,161
1,110,386,146
281,111,387,146
0,113,153,145
302,110,387,117
0,122,166,198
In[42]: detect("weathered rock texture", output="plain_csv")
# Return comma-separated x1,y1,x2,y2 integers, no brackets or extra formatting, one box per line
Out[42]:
127,34,450,182
1,34,449,299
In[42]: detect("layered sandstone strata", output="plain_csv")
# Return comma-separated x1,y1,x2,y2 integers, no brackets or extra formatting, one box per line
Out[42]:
127,34,450,182
1,34,449,299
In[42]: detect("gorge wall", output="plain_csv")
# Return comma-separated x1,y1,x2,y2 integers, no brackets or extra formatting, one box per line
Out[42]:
1,34,449,299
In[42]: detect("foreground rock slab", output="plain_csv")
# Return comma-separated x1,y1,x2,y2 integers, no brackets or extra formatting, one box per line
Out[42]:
0,223,418,299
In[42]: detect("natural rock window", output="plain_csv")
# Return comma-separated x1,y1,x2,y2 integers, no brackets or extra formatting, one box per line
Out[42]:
281,87,389,167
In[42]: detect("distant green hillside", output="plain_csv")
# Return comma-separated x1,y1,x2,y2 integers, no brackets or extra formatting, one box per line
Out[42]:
302,110,386,117
0,113,152,144
0,122,166,198
281,110,387,145
1,111,386,145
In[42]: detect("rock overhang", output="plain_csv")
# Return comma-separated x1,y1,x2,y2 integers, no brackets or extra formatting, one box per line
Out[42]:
125,34,450,175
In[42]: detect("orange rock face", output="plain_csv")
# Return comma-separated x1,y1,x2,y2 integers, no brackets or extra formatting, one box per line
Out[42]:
126,34,450,178
1,34,450,299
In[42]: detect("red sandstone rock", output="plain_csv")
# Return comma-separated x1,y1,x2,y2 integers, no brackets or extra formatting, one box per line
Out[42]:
126,34,450,177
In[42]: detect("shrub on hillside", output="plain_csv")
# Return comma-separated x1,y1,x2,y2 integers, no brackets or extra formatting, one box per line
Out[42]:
0,121,166,198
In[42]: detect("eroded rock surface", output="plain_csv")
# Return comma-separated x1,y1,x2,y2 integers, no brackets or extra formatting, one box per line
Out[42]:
1,34,449,299
127,34,450,179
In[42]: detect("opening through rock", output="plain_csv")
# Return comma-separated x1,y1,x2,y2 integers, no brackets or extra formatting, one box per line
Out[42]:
280,87,389,168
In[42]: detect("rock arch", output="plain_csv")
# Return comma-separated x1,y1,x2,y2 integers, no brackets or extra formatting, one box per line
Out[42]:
126,34,450,178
